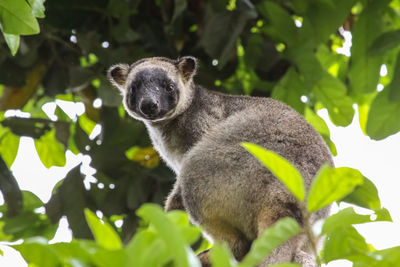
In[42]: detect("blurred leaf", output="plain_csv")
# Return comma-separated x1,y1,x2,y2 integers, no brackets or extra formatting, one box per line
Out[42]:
313,72,354,126
126,146,159,169
2,32,20,56
321,207,391,235
210,243,235,267
341,176,381,210
239,218,300,267
366,88,400,140
305,0,356,44
51,164,93,239
21,190,43,212
200,0,257,67
242,142,305,202
368,30,400,56
84,209,122,250
28,0,45,18
271,68,305,113
304,107,337,156
34,129,66,168
13,237,61,267
136,204,200,267
78,113,96,137
125,230,166,267
307,165,363,212
0,0,40,35
388,52,400,101
349,0,390,95
0,128,20,168
166,210,202,245
258,1,297,45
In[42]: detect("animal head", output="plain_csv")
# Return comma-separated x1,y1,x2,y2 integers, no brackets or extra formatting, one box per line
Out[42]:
107,56,197,122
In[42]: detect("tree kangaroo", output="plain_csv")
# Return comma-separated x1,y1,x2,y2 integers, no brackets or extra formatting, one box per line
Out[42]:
108,56,333,266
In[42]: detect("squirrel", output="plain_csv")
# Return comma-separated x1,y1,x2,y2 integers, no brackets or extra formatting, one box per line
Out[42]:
108,56,333,266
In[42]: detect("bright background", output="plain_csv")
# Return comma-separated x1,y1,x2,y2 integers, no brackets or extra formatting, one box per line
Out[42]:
0,107,399,266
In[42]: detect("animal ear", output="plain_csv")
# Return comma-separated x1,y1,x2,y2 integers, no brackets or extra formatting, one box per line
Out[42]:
107,64,129,91
177,56,197,83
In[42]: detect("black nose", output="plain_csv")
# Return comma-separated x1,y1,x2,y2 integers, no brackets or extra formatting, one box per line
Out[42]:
139,99,159,117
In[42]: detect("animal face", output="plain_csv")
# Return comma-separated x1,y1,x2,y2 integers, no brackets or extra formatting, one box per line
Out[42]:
108,57,197,122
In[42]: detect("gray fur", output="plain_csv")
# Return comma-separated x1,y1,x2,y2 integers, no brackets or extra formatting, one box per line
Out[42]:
108,56,333,266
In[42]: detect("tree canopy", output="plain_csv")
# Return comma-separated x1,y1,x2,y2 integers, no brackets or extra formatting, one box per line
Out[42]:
0,0,400,266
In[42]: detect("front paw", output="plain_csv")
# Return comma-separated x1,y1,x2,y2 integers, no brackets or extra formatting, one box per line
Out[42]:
197,249,211,267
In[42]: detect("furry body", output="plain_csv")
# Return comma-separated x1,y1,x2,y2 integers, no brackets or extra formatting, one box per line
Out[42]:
108,57,333,266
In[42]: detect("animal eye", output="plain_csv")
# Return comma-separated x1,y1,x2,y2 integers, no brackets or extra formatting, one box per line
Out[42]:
166,83,175,92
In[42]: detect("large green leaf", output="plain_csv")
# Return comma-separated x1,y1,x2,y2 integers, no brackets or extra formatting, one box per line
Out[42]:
321,207,392,235
321,226,370,263
136,204,200,267
307,165,363,212
242,142,305,202
239,218,300,267
34,129,66,168
313,72,354,127
210,243,235,267
340,176,381,210
84,209,122,250
0,0,40,34
366,88,400,140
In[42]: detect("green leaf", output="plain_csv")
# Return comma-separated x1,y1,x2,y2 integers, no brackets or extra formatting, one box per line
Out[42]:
368,30,400,56
257,1,298,45
21,190,43,212
307,165,363,212
28,0,45,18
136,204,200,267
322,226,370,263
210,243,235,267
84,209,122,250
313,72,354,127
34,129,66,168
305,0,356,44
271,68,306,113
388,52,400,101
13,237,61,267
340,176,381,210
78,113,96,136
239,218,300,267
0,128,20,168
366,88,400,140
304,107,337,156
167,210,202,245
321,207,392,235
125,231,164,267
269,264,301,267
348,0,390,94
241,142,305,202
0,0,40,35
2,31,20,56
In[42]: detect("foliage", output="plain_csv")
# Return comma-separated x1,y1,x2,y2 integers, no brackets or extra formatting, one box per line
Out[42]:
0,0,400,266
